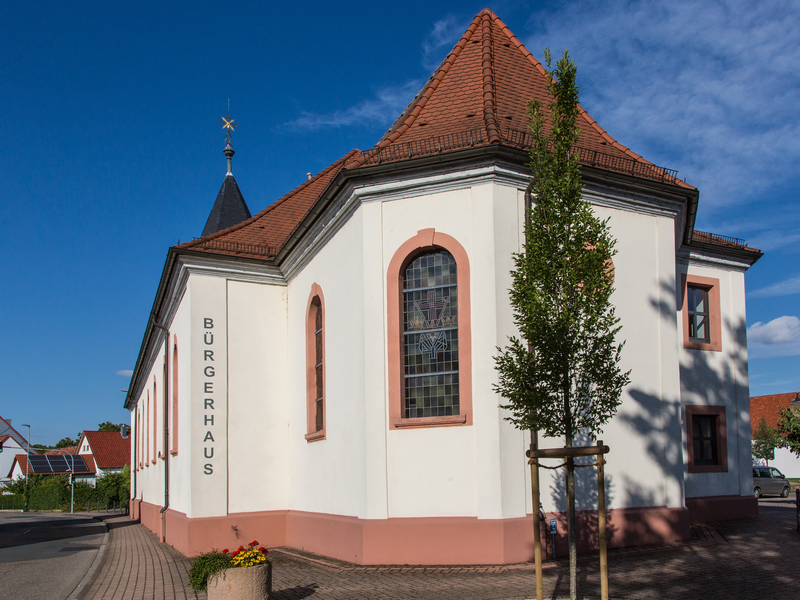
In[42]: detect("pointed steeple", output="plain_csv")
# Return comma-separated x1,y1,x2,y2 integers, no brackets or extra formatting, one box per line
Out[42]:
202,114,252,237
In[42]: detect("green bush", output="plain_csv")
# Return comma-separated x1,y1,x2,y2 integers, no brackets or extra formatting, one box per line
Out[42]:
188,550,233,591
0,495,25,510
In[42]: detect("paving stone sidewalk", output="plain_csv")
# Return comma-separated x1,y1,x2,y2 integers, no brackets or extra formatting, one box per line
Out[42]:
77,514,204,600
78,498,799,599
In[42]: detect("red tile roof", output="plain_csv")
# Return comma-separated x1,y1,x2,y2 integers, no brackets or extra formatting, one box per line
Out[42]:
750,393,798,433
46,446,78,455
82,431,131,469
692,231,761,253
178,9,691,264
179,150,359,260
347,9,688,187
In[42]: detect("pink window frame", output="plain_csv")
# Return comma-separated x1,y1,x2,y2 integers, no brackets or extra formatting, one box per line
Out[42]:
387,228,472,430
685,404,728,473
305,283,326,442
145,391,150,467
152,377,157,464
171,335,179,456
681,274,722,352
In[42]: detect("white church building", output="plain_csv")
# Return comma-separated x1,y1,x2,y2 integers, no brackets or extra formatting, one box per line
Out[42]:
126,10,762,563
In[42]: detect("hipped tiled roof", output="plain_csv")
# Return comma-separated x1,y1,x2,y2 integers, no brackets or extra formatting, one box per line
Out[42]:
82,431,131,469
179,150,358,260
178,9,692,263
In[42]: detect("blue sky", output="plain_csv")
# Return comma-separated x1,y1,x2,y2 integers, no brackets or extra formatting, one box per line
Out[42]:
1,0,797,445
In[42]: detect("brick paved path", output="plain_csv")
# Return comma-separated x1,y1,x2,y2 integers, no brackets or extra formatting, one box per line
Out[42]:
78,498,799,599
77,514,203,600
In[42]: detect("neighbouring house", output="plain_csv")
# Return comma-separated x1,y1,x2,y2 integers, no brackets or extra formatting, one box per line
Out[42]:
0,416,34,489
76,431,131,479
7,453,97,485
750,392,800,478
126,9,762,563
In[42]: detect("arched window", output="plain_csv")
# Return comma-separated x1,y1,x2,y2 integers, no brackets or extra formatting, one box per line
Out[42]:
171,336,179,455
152,378,157,464
305,284,326,441
387,229,472,429
403,251,459,417
145,390,150,466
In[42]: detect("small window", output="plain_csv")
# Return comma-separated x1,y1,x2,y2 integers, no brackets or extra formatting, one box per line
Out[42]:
686,405,728,473
692,414,717,465
682,274,721,351
687,286,710,343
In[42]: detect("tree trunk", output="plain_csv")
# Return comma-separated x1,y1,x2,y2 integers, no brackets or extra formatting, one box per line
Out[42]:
566,441,576,600
564,379,577,600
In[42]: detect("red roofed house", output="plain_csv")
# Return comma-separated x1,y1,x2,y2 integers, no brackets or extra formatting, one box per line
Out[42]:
77,431,131,478
7,453,97,484
126,10,762,563
750,392,800,477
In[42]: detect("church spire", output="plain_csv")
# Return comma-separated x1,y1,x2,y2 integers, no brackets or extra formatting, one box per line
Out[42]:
201,112,251,238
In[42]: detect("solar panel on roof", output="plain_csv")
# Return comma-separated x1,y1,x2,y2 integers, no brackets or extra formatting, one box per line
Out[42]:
47,455,68,471
72,456,88,472
28,455,52,473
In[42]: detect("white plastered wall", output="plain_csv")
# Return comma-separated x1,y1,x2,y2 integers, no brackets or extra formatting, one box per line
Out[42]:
227,280,290,513
679,264,752,499
533,206,684,513
287,208,371,518
167,283,192,516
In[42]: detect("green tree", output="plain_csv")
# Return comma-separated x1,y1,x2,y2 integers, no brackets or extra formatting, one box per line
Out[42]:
752,415,783,465
776,406,800,456
55,437,77,449
494,49,630,600
97,422,121,432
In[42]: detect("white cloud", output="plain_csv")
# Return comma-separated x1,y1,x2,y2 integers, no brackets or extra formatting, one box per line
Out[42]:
422,15,470,71
748,316,800,357
116,369,133,377
748,316,800,344
284,79,422,131
749,276,800,298
523,0,800,213
285,13,469,132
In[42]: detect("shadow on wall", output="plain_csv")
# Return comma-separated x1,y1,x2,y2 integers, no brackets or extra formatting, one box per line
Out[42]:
547,430,617,555
543,274,755,555
623,275,753,517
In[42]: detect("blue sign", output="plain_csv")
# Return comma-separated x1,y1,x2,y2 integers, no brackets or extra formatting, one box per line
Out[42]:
550,519,557,535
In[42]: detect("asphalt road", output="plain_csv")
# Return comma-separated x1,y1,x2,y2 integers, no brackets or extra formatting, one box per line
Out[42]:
0,512,106,600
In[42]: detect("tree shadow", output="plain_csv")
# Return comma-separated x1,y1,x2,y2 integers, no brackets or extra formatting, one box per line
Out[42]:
547,430,617,557
619,272,754,528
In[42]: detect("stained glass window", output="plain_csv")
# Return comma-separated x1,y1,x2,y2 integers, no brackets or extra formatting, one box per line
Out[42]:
403,250,459,418
312,298,323,432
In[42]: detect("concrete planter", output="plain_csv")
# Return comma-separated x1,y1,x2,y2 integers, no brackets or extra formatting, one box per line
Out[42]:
208,562,272,600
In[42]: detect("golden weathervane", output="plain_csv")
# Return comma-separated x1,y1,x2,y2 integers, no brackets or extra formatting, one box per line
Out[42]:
219,113,237,145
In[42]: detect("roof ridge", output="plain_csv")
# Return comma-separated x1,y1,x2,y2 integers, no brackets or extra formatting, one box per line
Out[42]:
486,10,652,166
180,150,360,250
379,16,481,148
481,11,501,144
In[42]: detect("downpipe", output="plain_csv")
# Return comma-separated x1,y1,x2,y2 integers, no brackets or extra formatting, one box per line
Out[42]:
151,318,170,543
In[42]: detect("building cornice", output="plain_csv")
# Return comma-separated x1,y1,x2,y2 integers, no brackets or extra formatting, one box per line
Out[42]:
676,246,759,272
